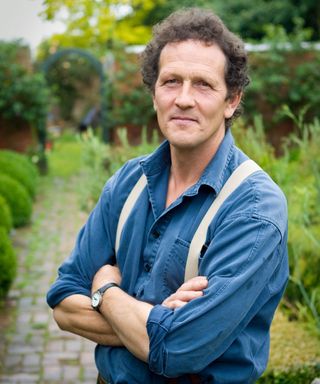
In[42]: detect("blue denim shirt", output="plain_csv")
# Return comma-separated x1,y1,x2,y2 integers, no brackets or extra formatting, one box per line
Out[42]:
47,130,288,383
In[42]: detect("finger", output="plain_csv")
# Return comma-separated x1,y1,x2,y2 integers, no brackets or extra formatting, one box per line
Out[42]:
162,290,203,308
178,276,208,292
162,299,188,309
173,290,203,302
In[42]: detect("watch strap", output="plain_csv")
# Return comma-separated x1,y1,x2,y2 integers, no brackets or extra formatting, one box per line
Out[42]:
98,282,119,294
92,282,119,312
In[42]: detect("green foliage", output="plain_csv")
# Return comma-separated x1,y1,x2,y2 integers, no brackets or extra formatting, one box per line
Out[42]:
43,52,101,122
40,0,320,49
0,226,17,299
0,150,38,198
0,150,39,181
109,48,154,128
79,129,111,211
0,41,49,133
39,0,154,50
245,25,320,129
0,195,13,233
234,113,320,332
46,133,85,178
262,310,320,380
258,364,320,384
0,174,32,227
79,127,159,211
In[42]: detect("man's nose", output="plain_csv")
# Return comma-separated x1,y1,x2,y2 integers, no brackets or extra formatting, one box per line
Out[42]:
175,82,195,109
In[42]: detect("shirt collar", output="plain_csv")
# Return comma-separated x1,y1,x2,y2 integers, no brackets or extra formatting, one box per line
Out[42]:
140,129,235,195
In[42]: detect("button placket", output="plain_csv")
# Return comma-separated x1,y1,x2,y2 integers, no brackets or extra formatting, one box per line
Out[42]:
144,262,152,272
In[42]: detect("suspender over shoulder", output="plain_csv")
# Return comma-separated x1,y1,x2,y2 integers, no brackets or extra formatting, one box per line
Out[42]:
115,159,261,282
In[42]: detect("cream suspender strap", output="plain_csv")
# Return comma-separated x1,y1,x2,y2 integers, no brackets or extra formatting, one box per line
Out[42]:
184,159,261,281
115,173,147,254
114,160,261,279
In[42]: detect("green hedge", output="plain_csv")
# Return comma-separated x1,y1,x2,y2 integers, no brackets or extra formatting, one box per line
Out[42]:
0,174,32,227
0,226,17,299
258,364,320,383
0,195,12,233
0,150,38,198
0,150,38,178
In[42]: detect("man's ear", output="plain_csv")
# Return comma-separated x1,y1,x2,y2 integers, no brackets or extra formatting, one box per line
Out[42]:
224,92,242,119
153,97,157,112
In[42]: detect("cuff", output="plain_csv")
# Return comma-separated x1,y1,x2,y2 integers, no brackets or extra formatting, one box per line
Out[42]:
147,304,174,375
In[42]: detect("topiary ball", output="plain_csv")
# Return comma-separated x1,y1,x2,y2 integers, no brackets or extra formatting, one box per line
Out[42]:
0,150,38,198
0,195,13,233
0,174,32,227
0,226,17,299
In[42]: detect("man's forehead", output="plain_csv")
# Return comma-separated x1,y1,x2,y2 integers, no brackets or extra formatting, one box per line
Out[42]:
158,40,227,73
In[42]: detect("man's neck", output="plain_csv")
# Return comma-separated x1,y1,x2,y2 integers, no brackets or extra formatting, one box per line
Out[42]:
165,132,225,207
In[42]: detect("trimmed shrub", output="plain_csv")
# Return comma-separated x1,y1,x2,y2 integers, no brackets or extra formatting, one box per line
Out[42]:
0,151,38,198
0,226,17,299
0,195,12,233
0,150,38,177
258,364,320,383
0,174,32,227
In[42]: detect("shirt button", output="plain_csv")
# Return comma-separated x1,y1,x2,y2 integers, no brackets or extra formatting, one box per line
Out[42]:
152,230,160,239
144,263,152,272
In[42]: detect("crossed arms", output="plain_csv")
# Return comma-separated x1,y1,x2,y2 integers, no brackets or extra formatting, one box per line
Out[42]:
53,265,208,362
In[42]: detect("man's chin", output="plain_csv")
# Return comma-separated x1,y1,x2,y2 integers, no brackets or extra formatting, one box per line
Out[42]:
169,139,200,151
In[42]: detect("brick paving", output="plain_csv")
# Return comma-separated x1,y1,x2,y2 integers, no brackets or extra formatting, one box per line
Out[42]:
0,176,98,383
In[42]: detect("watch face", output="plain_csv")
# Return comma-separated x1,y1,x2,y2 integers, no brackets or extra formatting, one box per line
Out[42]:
92,292,101,308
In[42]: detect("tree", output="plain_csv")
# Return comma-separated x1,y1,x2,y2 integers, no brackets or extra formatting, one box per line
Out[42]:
40,0,320,50
0,41,49,136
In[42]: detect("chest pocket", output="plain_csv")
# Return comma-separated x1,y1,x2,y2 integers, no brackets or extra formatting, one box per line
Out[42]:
162,237,190,297
116,160,261,282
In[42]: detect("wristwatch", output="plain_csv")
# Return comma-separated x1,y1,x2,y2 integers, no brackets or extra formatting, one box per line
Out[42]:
91,282,119,312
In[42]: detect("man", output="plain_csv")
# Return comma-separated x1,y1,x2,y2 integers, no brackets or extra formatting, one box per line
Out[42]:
47,8,288,384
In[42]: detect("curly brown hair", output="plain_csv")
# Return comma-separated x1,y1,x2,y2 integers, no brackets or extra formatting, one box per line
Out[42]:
141,8,250,128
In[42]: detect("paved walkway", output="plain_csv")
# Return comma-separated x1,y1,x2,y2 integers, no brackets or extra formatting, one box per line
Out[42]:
0,176,98,383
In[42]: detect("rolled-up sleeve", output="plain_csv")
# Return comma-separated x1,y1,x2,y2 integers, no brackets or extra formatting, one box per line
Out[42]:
47,178,117,308
147,216,288,377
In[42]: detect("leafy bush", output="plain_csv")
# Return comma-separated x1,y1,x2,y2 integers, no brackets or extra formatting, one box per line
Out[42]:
0,41,49,138
258,364,320,384
0,174,32,227
245,25,320,130
108,48,155,129
0,149,39,180
0,150,38,198
43,51,100,122
234,113,320,331
0,226,17,299
79,128,159,211
259,310,320,382
0,195,12,233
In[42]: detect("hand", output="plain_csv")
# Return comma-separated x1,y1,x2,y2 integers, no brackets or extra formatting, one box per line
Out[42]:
92,264,122,293
162,276,208,309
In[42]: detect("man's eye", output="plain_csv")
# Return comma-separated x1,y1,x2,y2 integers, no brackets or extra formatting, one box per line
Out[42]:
164,79,178,85
196,80,211,88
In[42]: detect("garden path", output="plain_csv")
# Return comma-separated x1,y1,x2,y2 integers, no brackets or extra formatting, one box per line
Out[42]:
0,175,97,383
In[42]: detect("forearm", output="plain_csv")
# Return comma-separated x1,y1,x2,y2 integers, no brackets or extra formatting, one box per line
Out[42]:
99,287,153,362
92,267,207,363
53,294,122,346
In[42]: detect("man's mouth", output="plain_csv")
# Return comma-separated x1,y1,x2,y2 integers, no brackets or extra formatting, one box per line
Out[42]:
170,115,198,123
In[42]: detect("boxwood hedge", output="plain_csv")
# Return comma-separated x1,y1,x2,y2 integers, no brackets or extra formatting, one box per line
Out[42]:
258,364,320,383
0,150,38,198
0,195,12,233
0,226,17,299
0,174,32,227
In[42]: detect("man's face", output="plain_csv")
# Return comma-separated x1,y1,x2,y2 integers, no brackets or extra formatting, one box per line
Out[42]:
153,39,240,152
